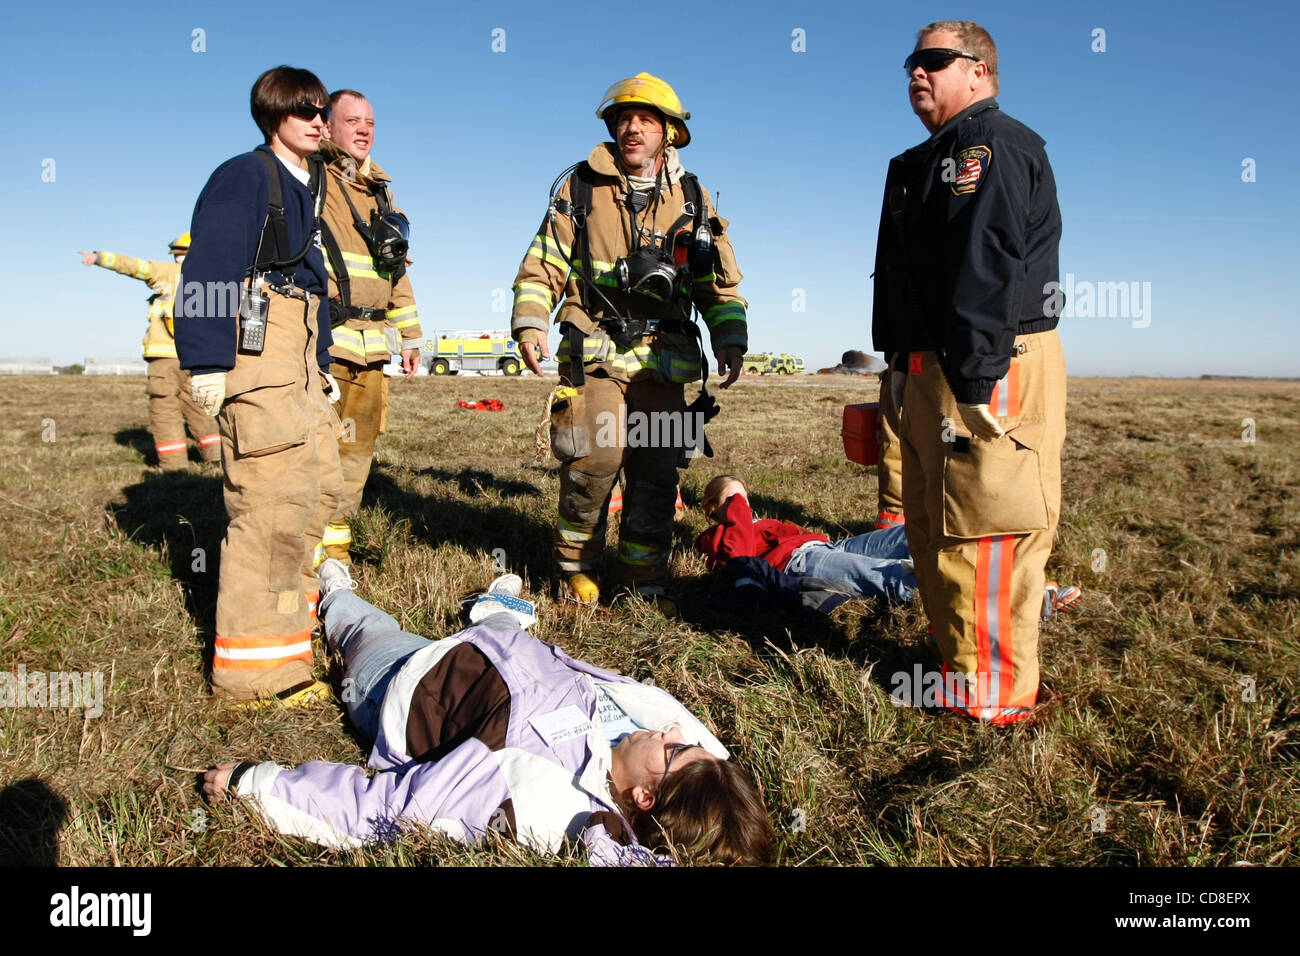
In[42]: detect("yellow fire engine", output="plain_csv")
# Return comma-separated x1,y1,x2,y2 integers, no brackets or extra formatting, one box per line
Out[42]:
423,331,523,375
742,352,804,375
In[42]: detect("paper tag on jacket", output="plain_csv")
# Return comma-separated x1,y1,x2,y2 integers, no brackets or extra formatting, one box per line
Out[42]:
530,705,594,747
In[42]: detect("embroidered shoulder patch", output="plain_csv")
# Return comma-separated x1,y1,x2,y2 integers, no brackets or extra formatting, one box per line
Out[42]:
951,144,992,196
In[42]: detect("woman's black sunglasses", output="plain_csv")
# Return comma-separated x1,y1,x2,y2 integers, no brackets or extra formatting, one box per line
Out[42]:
290,101,330,122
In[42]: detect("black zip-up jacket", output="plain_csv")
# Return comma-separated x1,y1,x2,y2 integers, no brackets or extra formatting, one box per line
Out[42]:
871,99,1061,405
175,144,331,374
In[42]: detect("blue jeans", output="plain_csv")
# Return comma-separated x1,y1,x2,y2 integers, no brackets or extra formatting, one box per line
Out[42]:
783,524,916,602
319,589,429,744
320,590,520,743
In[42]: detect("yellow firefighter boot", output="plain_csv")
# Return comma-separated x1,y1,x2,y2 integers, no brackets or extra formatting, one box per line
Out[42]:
561,572,601,606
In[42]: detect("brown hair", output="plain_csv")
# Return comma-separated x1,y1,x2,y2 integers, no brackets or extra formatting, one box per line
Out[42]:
917,20,999,94
329,89,367,108
701,474,747,522
250,66,329,142
629,758,774,866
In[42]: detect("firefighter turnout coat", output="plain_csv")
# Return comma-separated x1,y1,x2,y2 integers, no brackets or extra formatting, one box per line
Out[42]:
509,142,747,585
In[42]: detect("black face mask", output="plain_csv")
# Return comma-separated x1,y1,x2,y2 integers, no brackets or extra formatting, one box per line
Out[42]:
356,210,409,274
616,246,681,302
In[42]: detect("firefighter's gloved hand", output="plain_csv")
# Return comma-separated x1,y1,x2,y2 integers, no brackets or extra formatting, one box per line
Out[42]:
957,402,1005,441
321,372,341,404
191,372,227,416
518,328,549,376
715,346,743,389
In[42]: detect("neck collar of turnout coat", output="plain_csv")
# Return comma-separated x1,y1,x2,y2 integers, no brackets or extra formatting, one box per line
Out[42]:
320,139,391,187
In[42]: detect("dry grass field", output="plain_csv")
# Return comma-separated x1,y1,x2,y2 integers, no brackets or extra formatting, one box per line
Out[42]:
0,373,1296,867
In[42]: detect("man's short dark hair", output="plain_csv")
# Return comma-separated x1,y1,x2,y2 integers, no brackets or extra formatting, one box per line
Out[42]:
250,66,329,142
329,89,367,108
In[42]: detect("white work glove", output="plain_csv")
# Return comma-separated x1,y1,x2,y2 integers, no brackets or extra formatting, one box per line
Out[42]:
956,402,1005,441
322,371,341,404
191,372,227,416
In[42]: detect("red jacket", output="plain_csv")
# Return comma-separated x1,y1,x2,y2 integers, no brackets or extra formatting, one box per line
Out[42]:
695,495,828,572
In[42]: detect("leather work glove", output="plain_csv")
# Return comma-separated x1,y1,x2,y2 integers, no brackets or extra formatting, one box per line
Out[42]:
518,327,549,376
956,402,1005,442
321,371,342,404
715,346,744,389
191,372,227,417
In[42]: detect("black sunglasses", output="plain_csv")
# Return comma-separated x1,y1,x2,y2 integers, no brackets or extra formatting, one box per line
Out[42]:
659,742,703,793
290,101,330,122
904,48,980,74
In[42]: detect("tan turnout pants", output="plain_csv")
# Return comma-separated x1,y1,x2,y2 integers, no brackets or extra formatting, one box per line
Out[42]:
876,368,905,529
322,361,389,563
550,369,688,587
146,356,221,470
212,289,343,700
900,330,1066,724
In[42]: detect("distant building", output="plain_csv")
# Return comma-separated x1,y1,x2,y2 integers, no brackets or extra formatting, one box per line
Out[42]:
83,358,148,376
0,357,54,375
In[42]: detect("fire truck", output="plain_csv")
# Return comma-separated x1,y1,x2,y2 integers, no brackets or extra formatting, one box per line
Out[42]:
423,331,523,375
742,352,804,375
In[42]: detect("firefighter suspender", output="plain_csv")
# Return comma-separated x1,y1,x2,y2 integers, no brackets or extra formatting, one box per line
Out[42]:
319,170,403,325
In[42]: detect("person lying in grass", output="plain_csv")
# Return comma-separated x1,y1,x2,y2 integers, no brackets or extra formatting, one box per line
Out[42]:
202,563,774,866
696,474,1080,616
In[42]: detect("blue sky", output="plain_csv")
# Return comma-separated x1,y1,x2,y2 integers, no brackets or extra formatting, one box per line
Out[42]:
5,0,1297,376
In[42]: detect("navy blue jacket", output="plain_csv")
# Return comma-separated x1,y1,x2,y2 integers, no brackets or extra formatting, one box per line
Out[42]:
175,144,331,373
871,100,1061,405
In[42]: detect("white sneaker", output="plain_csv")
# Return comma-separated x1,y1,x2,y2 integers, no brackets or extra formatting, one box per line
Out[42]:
318,558,356,599
470,585,536,630
486,573,523,598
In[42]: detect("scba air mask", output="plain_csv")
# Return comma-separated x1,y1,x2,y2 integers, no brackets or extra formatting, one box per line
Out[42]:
615,246,682,302
615,214,715,303
357,210,410,275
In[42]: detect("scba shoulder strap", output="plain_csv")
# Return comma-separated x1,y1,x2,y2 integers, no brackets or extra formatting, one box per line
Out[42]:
560,162,709,319
252,149,326,280
555,162,713,393
320,162,405,321
565,162,705,262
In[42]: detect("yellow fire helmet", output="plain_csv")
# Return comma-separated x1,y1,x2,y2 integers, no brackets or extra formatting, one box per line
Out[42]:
169,232,192,252
596,72,691,148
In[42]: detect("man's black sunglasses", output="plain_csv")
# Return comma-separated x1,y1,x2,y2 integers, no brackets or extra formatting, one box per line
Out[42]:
904,48,980,74
290,101,330,122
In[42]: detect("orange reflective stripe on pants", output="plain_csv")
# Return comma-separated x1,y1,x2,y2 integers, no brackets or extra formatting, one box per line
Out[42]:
211,290,342,700
899,331,1066,725
214,632,313,671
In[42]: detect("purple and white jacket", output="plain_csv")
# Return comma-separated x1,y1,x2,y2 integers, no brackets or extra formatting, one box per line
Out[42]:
231,619,728,865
